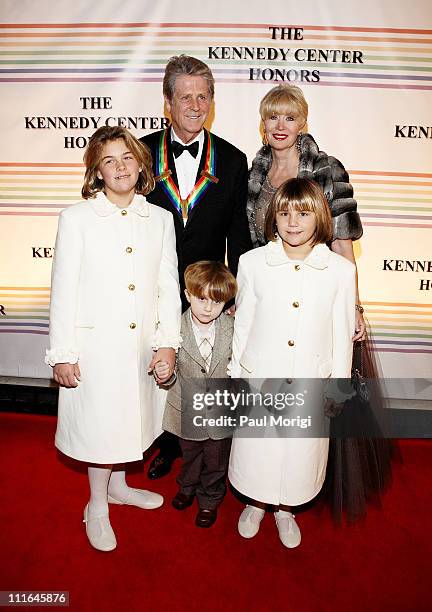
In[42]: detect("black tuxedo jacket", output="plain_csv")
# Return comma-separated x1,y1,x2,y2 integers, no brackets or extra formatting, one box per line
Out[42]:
141,129,252,299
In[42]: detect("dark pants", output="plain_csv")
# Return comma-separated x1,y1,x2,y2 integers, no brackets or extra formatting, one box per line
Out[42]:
158,431,181,459
177,437,232,510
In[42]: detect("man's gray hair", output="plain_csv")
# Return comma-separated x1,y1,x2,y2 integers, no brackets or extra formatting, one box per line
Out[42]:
163,55,215,101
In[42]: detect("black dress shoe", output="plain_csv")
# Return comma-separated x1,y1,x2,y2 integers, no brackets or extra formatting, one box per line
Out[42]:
147,455,174,480
172,491,195,511
195,508,218,528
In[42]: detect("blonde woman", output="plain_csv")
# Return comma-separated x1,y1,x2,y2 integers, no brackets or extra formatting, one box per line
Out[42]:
247,84,365,340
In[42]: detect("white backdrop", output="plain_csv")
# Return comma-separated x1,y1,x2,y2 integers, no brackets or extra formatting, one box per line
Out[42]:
0,0,431,379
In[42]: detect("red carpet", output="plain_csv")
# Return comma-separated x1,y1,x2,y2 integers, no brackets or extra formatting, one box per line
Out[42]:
0,412,431,612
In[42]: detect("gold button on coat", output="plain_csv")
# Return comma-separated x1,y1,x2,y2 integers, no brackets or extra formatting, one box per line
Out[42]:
129,323,136,329
121,209,127,216
294,264,300,271
288,340,295,347
128,284,135,291
293,301,299,308
126,247,133,254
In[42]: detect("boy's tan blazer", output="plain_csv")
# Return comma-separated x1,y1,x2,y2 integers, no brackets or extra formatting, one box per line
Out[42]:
163,309,234,441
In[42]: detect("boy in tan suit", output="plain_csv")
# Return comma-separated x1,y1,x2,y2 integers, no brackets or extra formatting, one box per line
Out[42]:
155,261,237,528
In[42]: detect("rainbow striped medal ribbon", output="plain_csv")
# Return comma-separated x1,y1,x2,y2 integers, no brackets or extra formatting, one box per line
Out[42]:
155,129,218,220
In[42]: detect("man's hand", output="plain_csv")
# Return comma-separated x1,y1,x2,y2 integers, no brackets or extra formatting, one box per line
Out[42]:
53,362,81,388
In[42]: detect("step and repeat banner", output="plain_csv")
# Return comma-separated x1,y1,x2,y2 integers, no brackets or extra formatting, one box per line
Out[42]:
0,0,431,382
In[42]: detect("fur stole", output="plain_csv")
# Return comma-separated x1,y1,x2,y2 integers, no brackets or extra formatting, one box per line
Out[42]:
247,133,363,247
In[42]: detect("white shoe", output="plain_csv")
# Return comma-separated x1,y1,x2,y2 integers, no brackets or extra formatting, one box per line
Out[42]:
238,505,265,539
274,511,301,548
83,504,117,552
107,488,164,510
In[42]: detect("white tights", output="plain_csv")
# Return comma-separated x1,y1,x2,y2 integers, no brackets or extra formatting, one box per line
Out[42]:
87,465,112,518
87,464,131,518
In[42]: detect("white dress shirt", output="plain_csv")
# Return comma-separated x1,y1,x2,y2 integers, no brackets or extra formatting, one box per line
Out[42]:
190,310,215,372
171,127,204,202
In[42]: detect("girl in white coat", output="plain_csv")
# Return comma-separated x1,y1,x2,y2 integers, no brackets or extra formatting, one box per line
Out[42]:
46,126,181,552
229,178,356,548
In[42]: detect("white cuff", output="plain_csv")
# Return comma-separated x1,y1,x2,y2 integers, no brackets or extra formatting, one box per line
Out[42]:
151,331,182,351
45,347,79,367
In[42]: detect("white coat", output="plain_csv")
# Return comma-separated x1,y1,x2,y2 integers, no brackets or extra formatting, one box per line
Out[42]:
46,192,181,464
228,239,356,505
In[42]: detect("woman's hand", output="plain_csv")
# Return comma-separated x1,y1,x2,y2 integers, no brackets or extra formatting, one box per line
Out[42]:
353,309,366,341
324,398,344,418
331,239,366,341
53,362,81,387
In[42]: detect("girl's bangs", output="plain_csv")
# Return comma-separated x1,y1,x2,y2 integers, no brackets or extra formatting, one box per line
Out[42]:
276,198,315,213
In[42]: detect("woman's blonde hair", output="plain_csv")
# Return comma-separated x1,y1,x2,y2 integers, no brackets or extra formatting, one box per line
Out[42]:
81,126,155,199
259,84,308,127
264,178,333,245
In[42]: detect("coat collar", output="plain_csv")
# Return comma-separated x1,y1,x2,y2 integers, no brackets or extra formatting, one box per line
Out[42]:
91,192,150,217
265,238,331,270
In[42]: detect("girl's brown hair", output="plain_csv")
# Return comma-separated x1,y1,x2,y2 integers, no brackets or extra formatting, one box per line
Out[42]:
81,126,155,199
264,177,333,245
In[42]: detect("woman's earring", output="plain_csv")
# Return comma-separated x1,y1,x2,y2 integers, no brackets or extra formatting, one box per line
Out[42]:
262,131,268,147
296,133,302,153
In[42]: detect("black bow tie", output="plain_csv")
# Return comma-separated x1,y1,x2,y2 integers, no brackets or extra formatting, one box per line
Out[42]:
171,140,199,159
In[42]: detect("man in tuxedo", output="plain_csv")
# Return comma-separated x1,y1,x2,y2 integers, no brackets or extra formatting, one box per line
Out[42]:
141,55,251,480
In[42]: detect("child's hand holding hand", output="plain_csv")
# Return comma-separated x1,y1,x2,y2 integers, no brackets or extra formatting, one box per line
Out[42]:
53,362,81,388
154,360,171,382
148,347,176,384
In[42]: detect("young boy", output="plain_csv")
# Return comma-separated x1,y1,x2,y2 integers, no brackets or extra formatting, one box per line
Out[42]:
155,260,237,528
